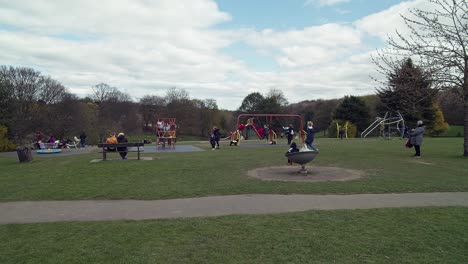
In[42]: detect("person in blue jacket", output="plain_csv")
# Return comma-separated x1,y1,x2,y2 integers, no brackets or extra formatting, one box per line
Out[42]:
305,121,317,151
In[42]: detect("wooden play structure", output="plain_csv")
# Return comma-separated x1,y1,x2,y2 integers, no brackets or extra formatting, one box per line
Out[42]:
155,118,177,149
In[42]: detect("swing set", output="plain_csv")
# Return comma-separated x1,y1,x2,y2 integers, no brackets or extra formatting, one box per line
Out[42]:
232,114,305,145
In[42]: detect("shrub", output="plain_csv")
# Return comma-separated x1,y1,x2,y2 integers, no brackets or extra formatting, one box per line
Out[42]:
0,126,17,152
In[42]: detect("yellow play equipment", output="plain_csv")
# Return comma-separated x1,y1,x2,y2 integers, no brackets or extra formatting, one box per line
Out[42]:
336,121,349,139
229,130,241,146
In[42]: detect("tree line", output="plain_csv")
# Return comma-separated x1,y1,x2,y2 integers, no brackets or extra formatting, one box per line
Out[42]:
0,66,230,147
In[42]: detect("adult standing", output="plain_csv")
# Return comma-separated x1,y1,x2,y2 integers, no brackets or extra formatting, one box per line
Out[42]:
212,126,220,149
116,132,128,159
305,121,317,151
79,131,87,148
410,120,425,157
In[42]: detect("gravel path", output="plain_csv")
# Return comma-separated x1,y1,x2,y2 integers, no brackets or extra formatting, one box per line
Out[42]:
1,192,467,224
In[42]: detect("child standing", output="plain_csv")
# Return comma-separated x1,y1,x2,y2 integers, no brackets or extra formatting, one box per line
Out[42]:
209,133,216,150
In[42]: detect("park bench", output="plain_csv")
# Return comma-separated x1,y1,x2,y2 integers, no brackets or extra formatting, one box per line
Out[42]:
97,143,144,161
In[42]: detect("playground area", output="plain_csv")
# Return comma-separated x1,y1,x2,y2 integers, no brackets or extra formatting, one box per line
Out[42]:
1,134,467,263
0,119,458,257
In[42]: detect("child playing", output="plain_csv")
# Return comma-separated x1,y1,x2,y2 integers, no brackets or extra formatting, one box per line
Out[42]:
209,133,216,150
286,142,300,165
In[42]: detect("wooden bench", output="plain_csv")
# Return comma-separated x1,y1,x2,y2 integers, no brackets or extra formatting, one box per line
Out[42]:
97,143,144,161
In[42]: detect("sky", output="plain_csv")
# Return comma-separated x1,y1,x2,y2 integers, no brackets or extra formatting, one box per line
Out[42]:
0,0,430,110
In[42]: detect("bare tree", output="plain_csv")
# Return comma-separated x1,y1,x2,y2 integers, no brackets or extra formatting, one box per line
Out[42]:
38,76,67,104
375,0,468,156
90,83,130,103
139,95,167,128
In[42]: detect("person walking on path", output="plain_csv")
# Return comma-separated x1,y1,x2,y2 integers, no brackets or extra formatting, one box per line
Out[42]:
305,121,317,151
116,132,128,159
79,131,87,148
410,120,425,157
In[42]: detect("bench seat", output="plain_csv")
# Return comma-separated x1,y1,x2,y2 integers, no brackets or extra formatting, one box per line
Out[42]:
97,143,145,161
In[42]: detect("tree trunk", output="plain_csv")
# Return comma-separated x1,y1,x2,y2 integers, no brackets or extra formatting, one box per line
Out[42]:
464,64,468,156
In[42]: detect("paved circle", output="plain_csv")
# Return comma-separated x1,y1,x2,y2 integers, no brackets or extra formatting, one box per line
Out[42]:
247,166,365,182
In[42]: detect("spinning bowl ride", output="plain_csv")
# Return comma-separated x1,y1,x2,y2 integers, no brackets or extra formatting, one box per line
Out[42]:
285,150,319,173
37,149,62,154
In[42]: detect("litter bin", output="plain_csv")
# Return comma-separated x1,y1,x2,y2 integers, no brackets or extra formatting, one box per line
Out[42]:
16,146,33,163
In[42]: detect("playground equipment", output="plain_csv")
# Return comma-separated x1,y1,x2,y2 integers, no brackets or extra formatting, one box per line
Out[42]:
361,111,405,139
285,150,319,174
336,121,349,139
155,118,177,149
234,114,305,145
234,114,319,173
36,142,62,154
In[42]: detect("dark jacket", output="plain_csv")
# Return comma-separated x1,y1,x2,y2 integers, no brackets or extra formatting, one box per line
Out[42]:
287,142,300,153
305,127,315,144
117,134,128,151
213,128,220,141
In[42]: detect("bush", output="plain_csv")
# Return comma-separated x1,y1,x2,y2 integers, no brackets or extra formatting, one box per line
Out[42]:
0,126,17,152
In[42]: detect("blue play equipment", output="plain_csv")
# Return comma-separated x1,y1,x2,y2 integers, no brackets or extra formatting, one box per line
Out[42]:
37,149,62,154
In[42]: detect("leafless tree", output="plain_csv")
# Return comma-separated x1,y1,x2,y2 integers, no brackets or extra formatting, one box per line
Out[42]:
90,83,130,103
38,76,67,104
374,0,468,156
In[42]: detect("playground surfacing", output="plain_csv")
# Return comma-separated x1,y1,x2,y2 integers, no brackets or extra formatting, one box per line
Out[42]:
248,166,365,182
137,145,203,153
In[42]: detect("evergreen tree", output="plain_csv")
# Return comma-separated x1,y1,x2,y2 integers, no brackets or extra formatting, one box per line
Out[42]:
333,96,370,132
377,58,437,127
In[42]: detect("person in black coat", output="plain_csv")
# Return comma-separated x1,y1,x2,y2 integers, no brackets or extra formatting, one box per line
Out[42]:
79,131,87,148
116,132,128,159
286,142,300,165
285,124,294,145
212,126,220,149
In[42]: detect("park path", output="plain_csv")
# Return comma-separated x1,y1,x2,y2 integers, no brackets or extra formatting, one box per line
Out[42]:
1,192,468,224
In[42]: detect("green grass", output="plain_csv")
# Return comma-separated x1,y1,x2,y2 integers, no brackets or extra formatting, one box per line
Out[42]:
1,207,467,263
441,125,464,137
0,138,467,201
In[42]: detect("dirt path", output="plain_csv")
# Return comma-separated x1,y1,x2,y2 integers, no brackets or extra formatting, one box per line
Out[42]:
1,192,467,224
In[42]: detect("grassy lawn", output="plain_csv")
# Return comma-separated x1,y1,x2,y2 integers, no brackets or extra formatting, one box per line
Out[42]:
1,207,467,263
0,137,467,201
442,125,464,137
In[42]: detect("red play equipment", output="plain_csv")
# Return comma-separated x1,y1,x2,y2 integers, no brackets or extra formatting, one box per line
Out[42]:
155,118,177,149
235,114,305,144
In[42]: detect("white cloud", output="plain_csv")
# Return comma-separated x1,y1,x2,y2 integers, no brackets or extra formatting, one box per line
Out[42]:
0,0,435,110
304,0,351,7
354,0,435,40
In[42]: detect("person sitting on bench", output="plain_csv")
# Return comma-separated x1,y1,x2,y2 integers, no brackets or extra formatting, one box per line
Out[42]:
116,132,128,159
105,133,117,152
